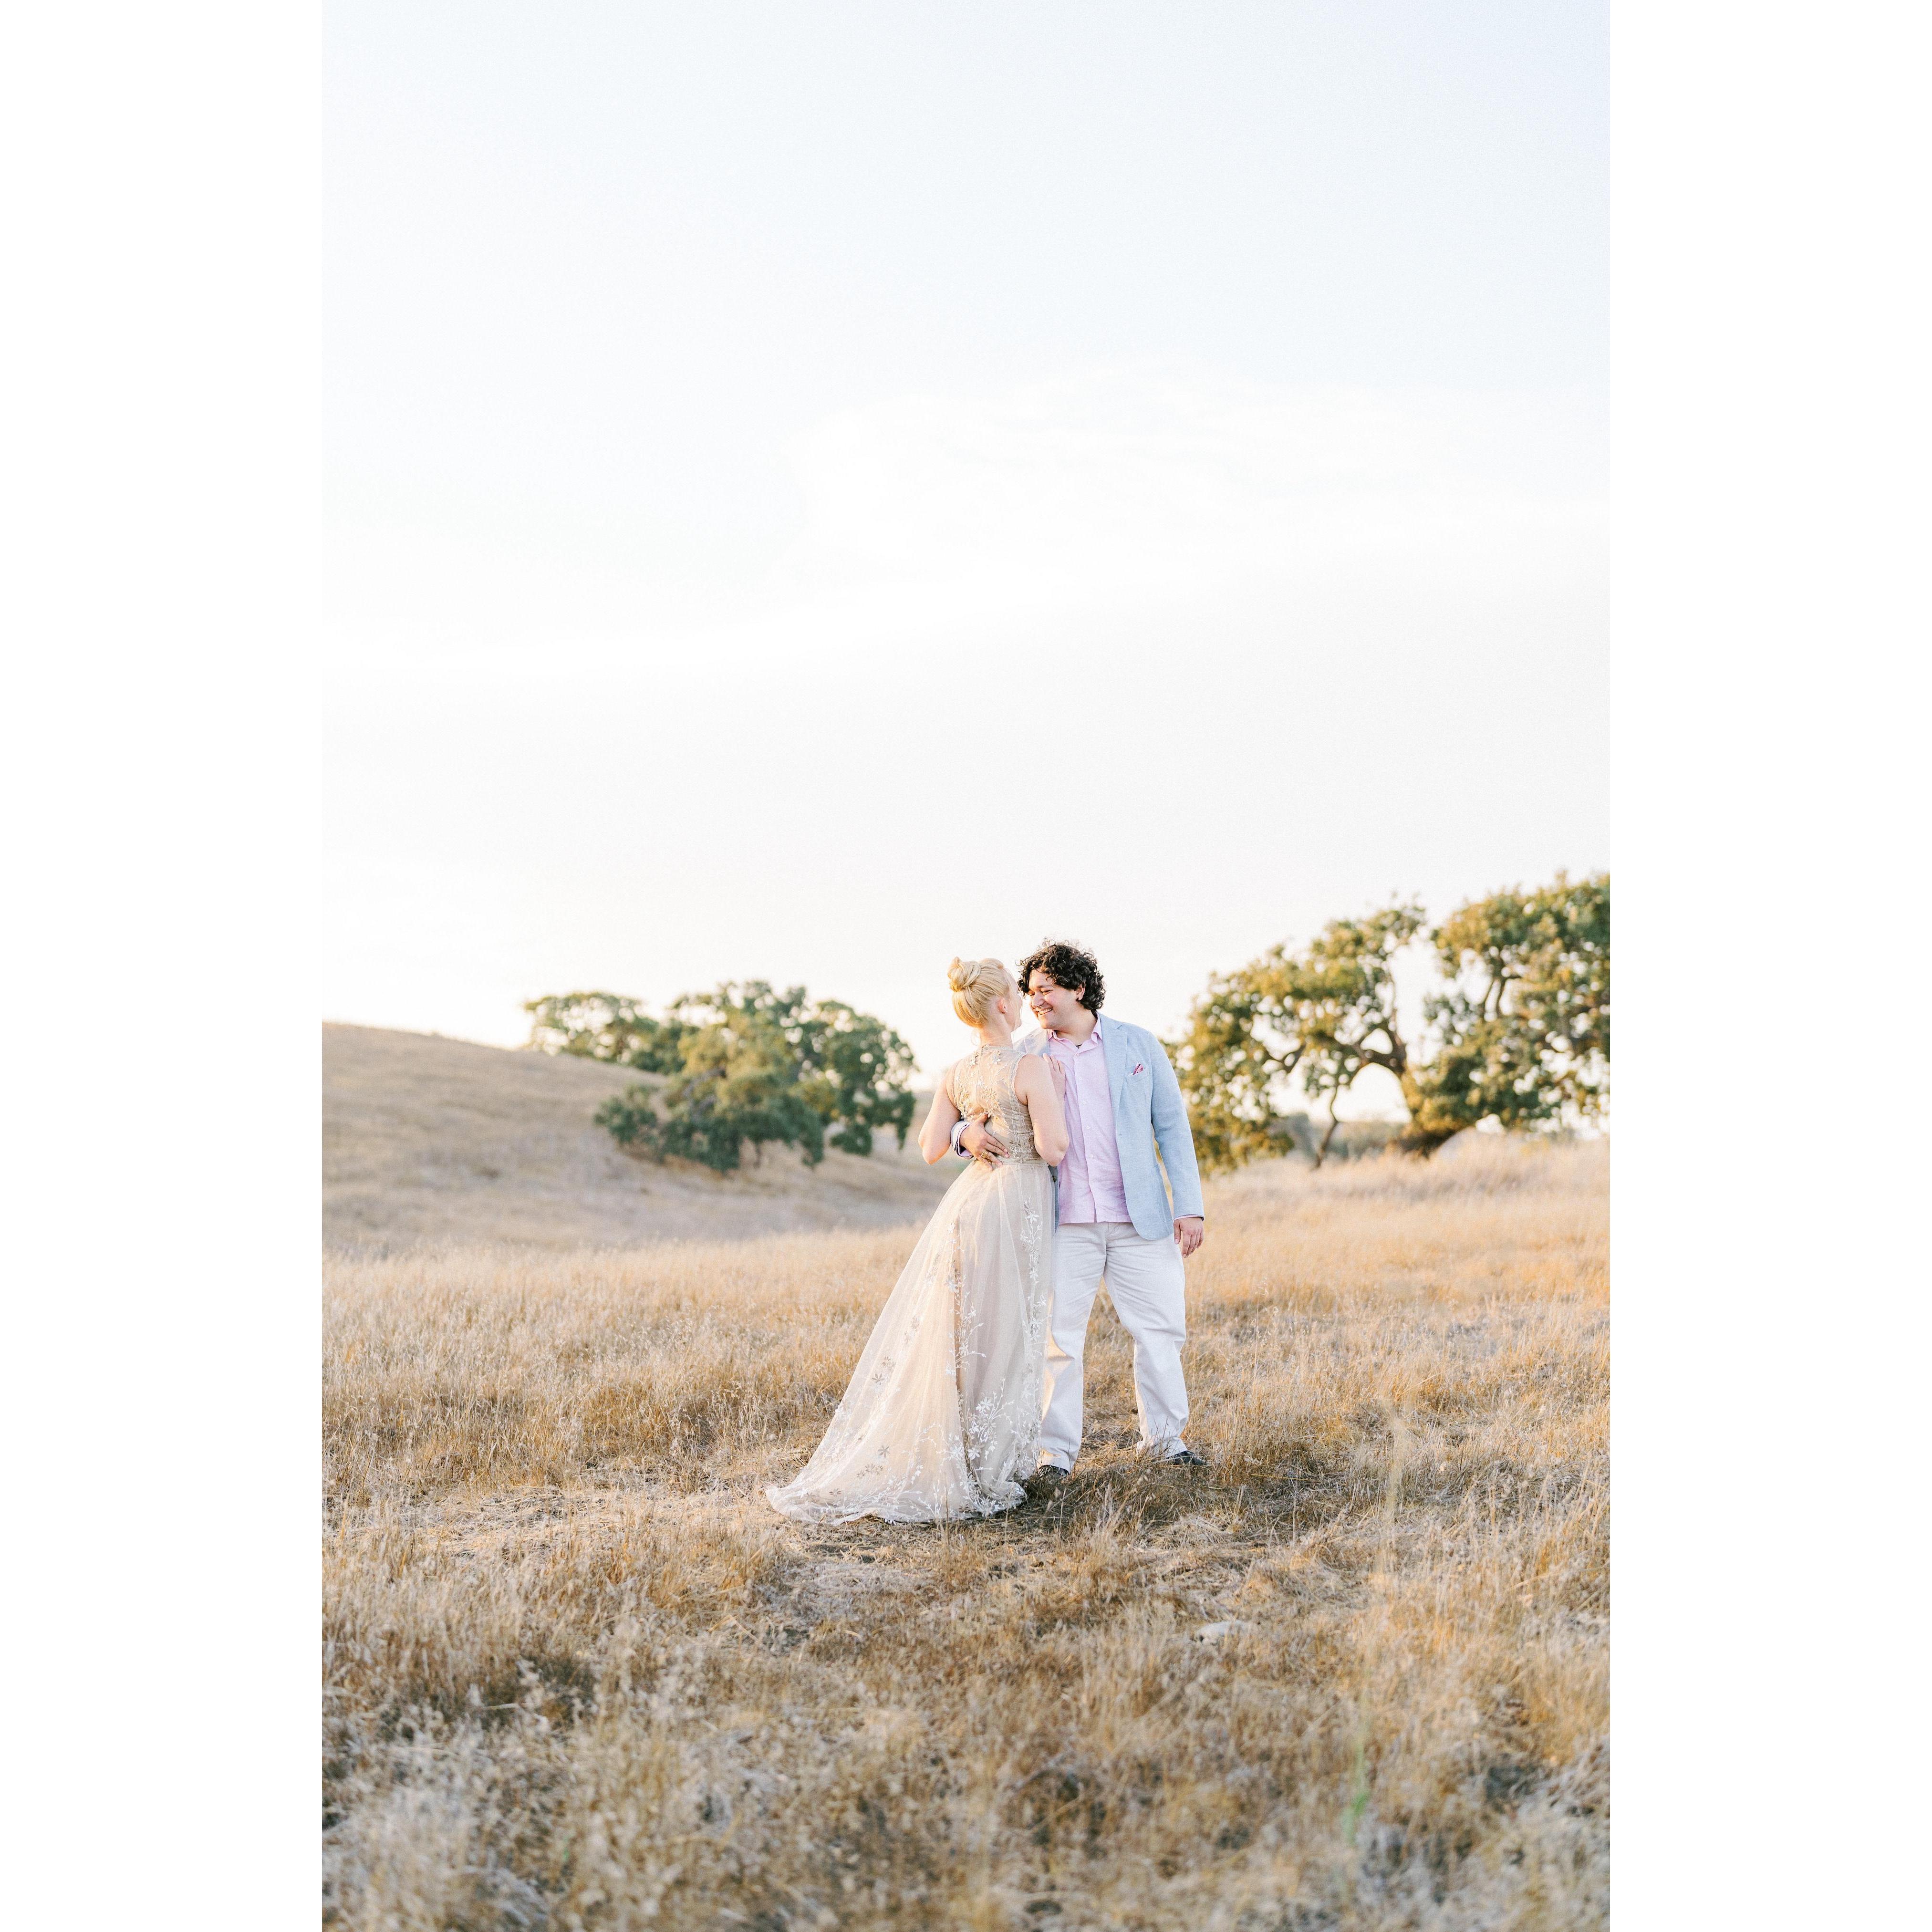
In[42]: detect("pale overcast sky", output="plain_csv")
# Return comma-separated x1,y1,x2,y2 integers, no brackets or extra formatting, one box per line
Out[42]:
323,1,1608,1091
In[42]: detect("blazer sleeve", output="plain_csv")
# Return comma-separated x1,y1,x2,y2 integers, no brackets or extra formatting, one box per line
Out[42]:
1147,1033,1205,1221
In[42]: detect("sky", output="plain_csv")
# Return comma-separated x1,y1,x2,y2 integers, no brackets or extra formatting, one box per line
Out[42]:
323,1,1608,1102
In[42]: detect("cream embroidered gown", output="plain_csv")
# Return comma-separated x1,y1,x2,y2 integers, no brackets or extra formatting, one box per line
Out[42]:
766,1046,1055,1524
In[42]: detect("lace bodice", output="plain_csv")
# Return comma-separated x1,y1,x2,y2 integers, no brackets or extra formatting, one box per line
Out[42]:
948,1046,1040,1163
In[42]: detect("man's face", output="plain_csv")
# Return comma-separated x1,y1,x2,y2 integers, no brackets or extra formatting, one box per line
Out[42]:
1027,971,1084,1033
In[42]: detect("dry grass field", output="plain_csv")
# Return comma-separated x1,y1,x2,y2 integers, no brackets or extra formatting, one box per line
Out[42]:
324,1023,961,1249
324,1133,1608,1931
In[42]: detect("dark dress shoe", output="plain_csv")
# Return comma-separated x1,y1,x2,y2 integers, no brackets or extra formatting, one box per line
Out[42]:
1164,1447,1206,1466
1029,1464,1070,1490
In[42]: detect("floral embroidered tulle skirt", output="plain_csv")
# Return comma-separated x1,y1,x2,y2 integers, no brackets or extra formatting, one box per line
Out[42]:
766,1155,1054,1525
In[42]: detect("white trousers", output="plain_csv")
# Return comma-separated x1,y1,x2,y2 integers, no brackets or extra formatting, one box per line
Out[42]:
1037,1221,1189,1469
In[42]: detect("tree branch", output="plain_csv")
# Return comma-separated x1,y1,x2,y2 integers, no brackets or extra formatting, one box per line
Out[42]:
1316,1099,1343,1169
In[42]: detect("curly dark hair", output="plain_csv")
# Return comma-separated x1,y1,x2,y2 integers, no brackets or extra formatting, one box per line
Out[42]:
1016,939,1105,1014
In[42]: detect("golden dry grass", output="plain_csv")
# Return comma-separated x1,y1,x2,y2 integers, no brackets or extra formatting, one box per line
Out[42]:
324,1134,1608,1931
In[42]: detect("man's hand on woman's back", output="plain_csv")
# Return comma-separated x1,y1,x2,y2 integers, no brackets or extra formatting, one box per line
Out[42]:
961,1115,1008,1162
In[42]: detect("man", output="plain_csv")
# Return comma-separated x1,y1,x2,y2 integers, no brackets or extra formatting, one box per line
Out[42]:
952,939,1206,1477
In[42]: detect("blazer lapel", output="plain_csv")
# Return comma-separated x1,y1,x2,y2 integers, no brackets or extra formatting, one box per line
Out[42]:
1100,1017,1129,1121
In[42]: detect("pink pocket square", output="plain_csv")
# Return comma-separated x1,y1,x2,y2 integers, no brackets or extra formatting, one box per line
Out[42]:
1133,1063,1145,1075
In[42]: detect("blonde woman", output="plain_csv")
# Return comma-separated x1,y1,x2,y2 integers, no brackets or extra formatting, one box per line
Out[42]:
767,957,1069,1524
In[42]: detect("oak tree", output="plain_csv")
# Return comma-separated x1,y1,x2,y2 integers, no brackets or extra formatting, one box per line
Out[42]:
521,991,691,1074
1170,873,1610,1169
1168,902,1430,1170
532,980,917,1174
1422,872,1610,1135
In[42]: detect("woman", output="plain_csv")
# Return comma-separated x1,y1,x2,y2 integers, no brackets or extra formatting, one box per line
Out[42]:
766,956,1070,1524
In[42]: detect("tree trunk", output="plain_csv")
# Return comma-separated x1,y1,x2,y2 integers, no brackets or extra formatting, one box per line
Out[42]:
1392,1071,1462,1157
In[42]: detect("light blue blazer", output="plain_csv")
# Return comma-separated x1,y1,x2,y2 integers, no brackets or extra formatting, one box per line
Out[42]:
1018,1017,1205,1242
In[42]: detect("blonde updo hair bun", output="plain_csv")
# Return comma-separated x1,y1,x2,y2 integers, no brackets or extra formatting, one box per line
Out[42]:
948,956,1016,1028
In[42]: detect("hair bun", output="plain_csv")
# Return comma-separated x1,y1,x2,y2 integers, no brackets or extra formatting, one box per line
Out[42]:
947,954,1016,1027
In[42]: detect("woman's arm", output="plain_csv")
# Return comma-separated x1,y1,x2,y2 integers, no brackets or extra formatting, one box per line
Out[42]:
1014,1053,1070,1166
917,1066,963,1164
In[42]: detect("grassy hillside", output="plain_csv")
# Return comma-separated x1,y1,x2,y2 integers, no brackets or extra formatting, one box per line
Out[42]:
323,1135,1608,1929
323,1023,962,1250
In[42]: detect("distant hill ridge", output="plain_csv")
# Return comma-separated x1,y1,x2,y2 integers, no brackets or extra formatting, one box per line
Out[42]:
323,1024,960,1251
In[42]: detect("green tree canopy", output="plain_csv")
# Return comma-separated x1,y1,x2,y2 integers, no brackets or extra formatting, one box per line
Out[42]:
529,981,918,1175
1168,901,1430,1170
1422,872,1610,1136
1170,873,1609,1170
523,991,693,1074
792,997,924,1157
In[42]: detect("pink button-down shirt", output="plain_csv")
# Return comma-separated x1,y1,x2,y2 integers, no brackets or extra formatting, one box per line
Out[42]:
1045,1018,1132,1224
